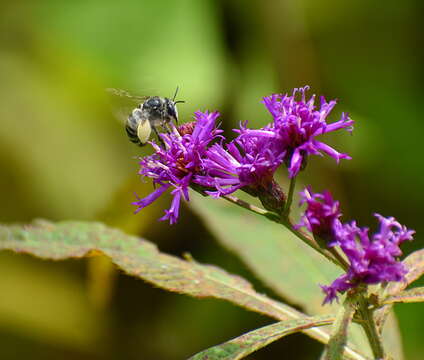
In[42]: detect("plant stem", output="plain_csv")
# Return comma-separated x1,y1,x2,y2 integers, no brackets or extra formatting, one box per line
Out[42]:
190,186,279,221
279,217,343,269
323,296,356,360
327,246,350,270
282,176,297,219
221,194,280,222
358,295,385,359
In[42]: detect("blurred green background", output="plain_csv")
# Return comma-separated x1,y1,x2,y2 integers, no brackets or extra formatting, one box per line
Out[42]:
0,0,422,359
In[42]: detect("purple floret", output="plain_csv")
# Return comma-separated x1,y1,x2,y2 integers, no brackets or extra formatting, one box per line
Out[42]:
195,122,285,197
322,214,415,304
296,187,342,242
243,86,354,177
132,111,222,224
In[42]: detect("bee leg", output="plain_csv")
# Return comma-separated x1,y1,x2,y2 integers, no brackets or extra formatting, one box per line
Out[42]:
152,126,166,148
162,122,171,134
164,122,181,137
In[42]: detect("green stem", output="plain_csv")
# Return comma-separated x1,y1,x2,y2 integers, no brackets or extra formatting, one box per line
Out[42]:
190,186,278,220
221,194,279,221
327,246,350,271
358,295,385,359
282,176,297,219
279,217,343,269
324,296,356,360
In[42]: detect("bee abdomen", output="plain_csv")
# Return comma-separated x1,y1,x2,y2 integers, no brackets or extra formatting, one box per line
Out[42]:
125,124,141,145
125,112,146,146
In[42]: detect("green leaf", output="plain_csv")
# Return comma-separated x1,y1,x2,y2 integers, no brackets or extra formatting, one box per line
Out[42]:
380,311,405,360
324,298,356,360
375,249,424,331
0,220,298,320
386,249,424,296
383,287,424,304
189,315,333,360
373,249,424,359
0,220,368,360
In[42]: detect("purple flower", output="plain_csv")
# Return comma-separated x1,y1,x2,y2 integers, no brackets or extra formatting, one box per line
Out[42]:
296,187,342,242
243,86,354,178
194,122,285,197
322,214,415,304
133,111,221,224
297,189,415,304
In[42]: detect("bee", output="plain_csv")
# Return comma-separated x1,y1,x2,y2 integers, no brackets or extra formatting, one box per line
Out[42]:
107,87,184,146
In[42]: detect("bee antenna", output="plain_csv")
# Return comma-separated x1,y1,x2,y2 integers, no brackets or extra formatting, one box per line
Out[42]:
174,100,185,104
172,86,180,102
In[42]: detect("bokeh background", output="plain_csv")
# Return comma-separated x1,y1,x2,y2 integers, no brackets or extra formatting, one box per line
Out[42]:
0,0,423,359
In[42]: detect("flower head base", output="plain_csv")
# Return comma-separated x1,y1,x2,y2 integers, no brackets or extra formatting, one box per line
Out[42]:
177,121,196,136
322,214,415,304
244,86,354,178
132,111,221,224
296,187,342,242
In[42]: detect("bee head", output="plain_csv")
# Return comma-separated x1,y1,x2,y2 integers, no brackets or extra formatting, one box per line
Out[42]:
165,99,178,121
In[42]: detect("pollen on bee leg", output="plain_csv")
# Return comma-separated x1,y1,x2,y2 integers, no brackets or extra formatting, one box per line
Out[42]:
137,120,152,144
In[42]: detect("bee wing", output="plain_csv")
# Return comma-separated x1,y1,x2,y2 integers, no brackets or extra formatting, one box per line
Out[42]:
106,88,148,103
106,88,146,125
111,106,133,125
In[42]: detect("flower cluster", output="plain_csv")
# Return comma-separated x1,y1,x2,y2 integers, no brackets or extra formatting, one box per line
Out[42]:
133,111,221,224
297,188,415,304
244,86,354,177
